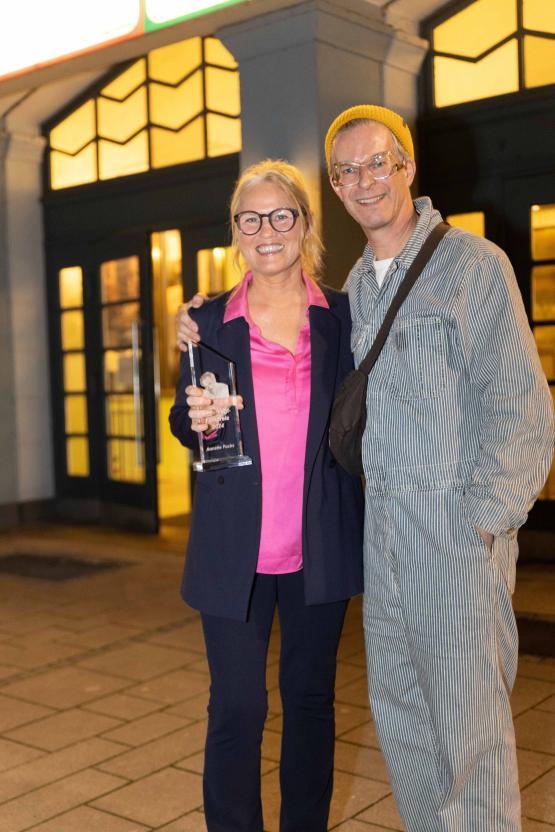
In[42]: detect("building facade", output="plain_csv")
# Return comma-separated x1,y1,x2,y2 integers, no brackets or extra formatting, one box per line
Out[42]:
0,0,553,532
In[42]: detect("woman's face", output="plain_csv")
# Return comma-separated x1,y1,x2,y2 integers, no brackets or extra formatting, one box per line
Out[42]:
234,181,304,281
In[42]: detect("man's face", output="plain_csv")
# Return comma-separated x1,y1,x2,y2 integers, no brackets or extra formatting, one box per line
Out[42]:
330,122,415,241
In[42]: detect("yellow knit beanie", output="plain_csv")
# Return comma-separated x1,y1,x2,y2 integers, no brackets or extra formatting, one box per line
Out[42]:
325,104,414,165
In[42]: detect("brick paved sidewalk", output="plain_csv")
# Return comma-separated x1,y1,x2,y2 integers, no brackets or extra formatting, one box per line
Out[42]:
0,525,553,831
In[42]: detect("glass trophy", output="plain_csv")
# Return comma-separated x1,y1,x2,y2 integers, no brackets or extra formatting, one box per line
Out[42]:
188,342,252,472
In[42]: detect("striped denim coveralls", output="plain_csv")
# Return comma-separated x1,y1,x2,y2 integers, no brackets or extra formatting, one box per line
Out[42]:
346,197,554,831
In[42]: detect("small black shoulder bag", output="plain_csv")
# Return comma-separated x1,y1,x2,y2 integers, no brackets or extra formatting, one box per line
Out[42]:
329,222,450,476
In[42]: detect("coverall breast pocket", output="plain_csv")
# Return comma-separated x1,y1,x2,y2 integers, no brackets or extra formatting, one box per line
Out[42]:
391,316,447,399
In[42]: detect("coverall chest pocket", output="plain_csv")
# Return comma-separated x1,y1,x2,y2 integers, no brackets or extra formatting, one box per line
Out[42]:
391,316,447,399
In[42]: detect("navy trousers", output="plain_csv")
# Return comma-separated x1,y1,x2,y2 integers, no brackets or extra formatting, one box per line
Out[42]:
201,570,348,832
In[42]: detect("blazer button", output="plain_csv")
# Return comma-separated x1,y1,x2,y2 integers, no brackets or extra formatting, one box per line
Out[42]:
217,475,225,485
329,458,337,468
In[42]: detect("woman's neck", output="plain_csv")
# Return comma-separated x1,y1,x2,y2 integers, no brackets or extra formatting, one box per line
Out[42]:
248,269,306,308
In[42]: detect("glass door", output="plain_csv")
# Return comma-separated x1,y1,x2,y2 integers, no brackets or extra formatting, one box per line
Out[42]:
93,235,158,531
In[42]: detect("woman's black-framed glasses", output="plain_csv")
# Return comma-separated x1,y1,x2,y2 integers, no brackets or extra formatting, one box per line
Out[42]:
233,208,299,235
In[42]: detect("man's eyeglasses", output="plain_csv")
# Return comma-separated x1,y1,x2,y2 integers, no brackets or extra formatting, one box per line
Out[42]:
233,208,299,235
332,151,405,187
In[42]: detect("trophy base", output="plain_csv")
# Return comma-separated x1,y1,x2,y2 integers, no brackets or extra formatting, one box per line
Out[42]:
193,455,253,472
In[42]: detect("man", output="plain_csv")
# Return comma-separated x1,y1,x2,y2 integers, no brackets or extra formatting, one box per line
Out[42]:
176,106,554,830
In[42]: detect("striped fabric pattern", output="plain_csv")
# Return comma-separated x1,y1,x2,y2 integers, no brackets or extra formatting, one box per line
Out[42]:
346,197,554,830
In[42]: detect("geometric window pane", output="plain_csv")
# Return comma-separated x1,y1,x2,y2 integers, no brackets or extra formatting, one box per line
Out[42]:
205,67,241,116
531,204,555,261
63,352,86,392
67,436,90,477
523,0,555,33
59,266,83,309
534,325,555,381
524,35,555,89
205,37,237,69
148,37,202,84
101,59,147,101
434,39,519,108
50,144,97,190
149,70,203,129
49,101,96,154
107,438,145,483
98,87,147,142
531,266,555,322
104,349,134,393
207,113,241,157
65,395,88,434
98,131,149,180
446,211,485,237
61,310,84,351
105,394,138,437
102,302,140,349
101,256,140,304
151,117,205,168
433,0,517,59
197,246,242,295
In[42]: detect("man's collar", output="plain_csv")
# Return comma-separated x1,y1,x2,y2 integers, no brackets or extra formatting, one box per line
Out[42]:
360,196,444,273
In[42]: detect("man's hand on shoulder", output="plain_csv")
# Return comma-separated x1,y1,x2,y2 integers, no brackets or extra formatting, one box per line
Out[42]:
176,294,206,351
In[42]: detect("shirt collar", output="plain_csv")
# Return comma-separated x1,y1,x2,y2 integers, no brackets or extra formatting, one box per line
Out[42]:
359,196,444,274
223,271,329,323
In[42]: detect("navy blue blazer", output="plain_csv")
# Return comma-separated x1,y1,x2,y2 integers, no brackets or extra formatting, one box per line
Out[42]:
169,285,364,621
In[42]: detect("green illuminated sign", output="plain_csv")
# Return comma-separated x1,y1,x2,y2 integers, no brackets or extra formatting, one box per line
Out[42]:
144,0,248,32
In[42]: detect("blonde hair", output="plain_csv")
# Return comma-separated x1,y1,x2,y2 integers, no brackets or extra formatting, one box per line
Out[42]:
229,159,324,279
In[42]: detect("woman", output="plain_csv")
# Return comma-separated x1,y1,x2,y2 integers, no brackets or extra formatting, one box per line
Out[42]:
169,160,363,832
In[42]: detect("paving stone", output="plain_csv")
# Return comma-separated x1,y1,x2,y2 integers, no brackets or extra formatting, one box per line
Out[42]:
91,767,203,827
516,709,555,755
125,668,209,704
511,676,555,717
0,737,43,772
0,768,126,832
102,711,190,747
521,767,555,824
0,738,126,804
78,642,188,681
0,695,54,732
98,721,207,781
24,805,149,832
83,692,163,720
356,793,405,830
5,707,121,751
0,666,128,708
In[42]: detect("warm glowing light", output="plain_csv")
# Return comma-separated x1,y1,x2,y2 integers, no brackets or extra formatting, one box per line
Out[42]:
0,0,141,79
446,211,485,237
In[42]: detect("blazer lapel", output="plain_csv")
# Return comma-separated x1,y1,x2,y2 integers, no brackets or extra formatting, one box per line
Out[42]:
304,305,340,477
217,316,261,473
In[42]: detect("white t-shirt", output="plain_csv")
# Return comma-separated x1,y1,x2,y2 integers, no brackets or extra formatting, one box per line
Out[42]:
374,257,394,288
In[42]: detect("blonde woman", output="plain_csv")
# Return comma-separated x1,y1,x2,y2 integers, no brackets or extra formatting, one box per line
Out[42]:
170,160,363,832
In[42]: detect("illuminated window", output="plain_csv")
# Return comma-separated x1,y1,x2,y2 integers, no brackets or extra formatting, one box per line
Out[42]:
58,267,90,477
197,247,243,295
100,256,146,484
530,204,555,499
47,36,241,190
430,0,555,108
446,211,485,237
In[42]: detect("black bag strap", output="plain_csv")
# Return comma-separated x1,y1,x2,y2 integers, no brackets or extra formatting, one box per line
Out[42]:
358,221,450,377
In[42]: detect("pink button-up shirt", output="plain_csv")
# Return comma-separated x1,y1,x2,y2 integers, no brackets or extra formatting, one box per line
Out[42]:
224,272,329,573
